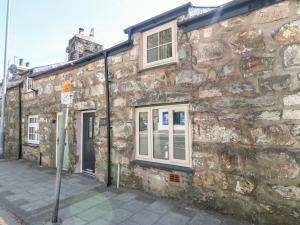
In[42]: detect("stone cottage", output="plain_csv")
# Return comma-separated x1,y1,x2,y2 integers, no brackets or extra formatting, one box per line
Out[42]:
2,0,300,224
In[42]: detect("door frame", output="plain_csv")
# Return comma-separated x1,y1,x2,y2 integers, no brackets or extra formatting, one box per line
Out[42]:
81,110,96,174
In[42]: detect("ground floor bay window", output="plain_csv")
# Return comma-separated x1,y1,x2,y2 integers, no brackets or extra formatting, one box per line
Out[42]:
136,104,190,167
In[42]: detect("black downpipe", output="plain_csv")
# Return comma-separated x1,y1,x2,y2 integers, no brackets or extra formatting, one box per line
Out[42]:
104,52,112,187
18,83,22,159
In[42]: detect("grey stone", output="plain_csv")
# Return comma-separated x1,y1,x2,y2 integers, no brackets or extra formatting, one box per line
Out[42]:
218,64,235,78
189,212,221,225
255,1,290,23
114,192,137,202
283,44,300,68
230,81,256,94
77,206,103,222
272,19,300,44
158,211,190,225
291,125,300,137
20,200,49,212
283,92,300,106
191,101,209,112
260,75,290,93
240,55,274,77
73,101,96,111
62,217,87,225
88,218,113,225
147,201,171,215
128,92,192,107
131,209,161,225
213,96,277,109
121,199,149,213
283,110,300,120
230,29,265,53
197,41,224,63
59,206,83,219
199,88,222,98
218,113,241,122
178,47,187,60
176,70,205,85
245,111,281,121
110,208,133,224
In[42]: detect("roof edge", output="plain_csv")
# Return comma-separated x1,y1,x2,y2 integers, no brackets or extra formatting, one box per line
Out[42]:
29,40,133,78
124,2,192,35
178,0,284,32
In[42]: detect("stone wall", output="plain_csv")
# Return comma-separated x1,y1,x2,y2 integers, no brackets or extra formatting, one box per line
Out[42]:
3,0,300,224
106,1,300,224
4,86,20,159
19,63,106,171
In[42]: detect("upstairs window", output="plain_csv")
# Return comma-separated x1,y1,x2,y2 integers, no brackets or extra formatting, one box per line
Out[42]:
143,21,177,68
28,115,39,144
136,104,190,167
26,77,33,92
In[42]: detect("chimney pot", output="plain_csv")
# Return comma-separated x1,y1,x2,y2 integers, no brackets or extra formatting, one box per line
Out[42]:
19,58,24,66
90,28,95,37
26,62,30,67
79,27,84,34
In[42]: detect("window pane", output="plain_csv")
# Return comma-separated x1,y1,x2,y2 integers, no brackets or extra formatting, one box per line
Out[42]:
153,109,169,160
89,117,93,138
147,47,158,63
173,111,185,160
139,112,148,155
159,43,172,60
147,33,158,49
159,28,172,45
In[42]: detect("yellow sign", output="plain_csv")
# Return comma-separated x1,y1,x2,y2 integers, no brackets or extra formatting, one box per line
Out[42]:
61,80,71,92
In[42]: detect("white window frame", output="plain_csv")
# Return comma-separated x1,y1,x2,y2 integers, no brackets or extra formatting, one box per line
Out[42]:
142,21,177,69
26,77,33,92
28,115,39,144
135,104,191,167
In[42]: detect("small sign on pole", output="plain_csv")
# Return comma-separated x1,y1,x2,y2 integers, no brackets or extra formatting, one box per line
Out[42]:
61,80,71,105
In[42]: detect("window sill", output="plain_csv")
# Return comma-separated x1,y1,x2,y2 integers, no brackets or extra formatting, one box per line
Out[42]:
138,61,177,73
24,142,39,148
131,160,193,174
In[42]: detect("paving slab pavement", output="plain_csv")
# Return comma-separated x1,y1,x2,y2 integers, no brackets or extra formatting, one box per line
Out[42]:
0,160,102,225
0,207,21,225
0,160,252,225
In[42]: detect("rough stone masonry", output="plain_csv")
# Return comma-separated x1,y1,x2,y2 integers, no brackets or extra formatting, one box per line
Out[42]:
2,1,300,225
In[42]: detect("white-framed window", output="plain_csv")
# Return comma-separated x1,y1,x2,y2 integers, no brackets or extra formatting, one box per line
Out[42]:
28,115,39,144
26,77,33,92
136,104,190,167
142,21,177,69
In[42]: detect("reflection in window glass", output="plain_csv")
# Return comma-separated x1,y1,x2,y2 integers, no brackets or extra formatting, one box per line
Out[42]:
153,109,169,160
147,47,159,63
139,112,148,155
173,111,185,160
147,33,158,49
146,27,173,64
88,117,93,138
159,43,172,60
159,28,172,45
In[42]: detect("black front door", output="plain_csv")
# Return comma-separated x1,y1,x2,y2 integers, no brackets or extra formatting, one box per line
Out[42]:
82,112,95,174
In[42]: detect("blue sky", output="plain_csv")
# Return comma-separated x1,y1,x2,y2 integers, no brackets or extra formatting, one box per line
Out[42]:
0,0,231,76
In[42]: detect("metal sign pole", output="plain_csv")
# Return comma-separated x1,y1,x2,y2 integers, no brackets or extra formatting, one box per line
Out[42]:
51,105,68,223
51,80,71,223
0,0,11,158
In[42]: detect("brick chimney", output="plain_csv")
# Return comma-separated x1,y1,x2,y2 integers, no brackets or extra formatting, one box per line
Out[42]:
66,28,103,61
